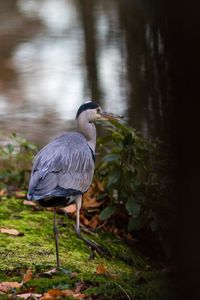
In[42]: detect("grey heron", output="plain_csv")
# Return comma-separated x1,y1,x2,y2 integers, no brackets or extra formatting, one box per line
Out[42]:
27,101,120,269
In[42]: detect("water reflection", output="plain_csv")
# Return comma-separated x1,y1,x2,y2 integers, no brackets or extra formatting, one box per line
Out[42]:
18,0,75,33
12,0,85,121
0,0,171,145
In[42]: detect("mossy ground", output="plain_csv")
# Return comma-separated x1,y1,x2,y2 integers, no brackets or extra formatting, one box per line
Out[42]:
0,197,176,299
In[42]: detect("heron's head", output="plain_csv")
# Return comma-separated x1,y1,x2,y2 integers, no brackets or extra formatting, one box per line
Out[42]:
76,101,121,123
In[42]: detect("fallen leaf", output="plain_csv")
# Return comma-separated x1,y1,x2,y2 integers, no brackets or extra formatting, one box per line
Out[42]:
80,214,102,229
16,292,42,299
83,190,104,209
73,293,86,299
0,228,24,236
23,269,33,283
0,281,22,293
23,200,37,207
95,179,105,192
0,291,5,294
80,216,90,226
43,268,57,276
61,204,76,214
15,191,26,198
40,289,73,300
0,189,7,196
84,198,104,209
95,263,107,275
61,289,76,297
88,215,100,229
74,282,85,293
40,289,86,300
40,293,55,300
126,233,134,241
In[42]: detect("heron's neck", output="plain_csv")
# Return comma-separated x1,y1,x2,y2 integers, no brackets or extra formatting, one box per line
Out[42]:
77,118,97,152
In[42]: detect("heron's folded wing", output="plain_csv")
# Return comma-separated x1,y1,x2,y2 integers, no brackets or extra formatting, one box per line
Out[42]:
28,133,95,199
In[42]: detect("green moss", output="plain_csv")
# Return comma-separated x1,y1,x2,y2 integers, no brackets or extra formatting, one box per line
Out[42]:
25,275,72,293
0,196,175,299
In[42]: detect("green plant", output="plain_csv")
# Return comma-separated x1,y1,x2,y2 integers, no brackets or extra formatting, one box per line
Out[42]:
96,120,173,239
0,133,37,189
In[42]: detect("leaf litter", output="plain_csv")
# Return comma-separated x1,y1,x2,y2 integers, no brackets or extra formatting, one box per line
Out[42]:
0,228,24,236
40,289,86,300
0,268,87,299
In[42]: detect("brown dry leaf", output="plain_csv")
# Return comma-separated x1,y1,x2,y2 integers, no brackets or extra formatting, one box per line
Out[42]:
23,200,37,207
0,291,5,295
80,216,90,226
41,292,55,299
0,228,23,236
15,191,26,198
17,292,42,299
40,291,57,300
0,189,7,196
22,269,33,283
73,293,86,299
83,194,104,209
43,268,57,276
83,195,95,208
40,294,55,300
95,263,107,275
126,233,134,241
74,282,85,293
88,215,100,229
0,281,22,293
41,289,86,300
61,204,76,214
95,179,105,192
61,289,77,297
41,289,73,300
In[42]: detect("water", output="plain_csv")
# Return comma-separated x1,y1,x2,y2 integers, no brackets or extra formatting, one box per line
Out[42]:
0,0,171,145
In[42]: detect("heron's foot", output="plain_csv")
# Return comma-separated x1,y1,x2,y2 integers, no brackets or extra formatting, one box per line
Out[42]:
76,232,110,259
86,238,108,259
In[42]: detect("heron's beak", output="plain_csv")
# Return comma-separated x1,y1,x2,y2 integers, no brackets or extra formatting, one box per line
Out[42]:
97,112,123,121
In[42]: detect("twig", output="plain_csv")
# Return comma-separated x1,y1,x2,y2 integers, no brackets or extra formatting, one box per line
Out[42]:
112,281,132,300
95,220,108,229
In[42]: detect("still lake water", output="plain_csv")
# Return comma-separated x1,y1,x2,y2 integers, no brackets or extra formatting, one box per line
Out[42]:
0,0,171,146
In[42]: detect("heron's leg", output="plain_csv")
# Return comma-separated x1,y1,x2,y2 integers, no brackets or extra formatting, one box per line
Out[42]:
75,195,82,236
75,196,109,259
53,208,60,269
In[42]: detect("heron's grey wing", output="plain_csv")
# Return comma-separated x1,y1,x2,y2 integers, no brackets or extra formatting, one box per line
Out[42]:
28,133,95,200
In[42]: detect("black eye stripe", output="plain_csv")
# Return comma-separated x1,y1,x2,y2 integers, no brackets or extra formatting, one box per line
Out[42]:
76,102,100,119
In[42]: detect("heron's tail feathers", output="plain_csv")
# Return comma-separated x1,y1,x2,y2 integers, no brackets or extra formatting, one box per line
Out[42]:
27,186,82,207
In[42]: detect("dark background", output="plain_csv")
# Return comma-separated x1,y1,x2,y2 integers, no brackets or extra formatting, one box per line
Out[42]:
167,0,200,298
